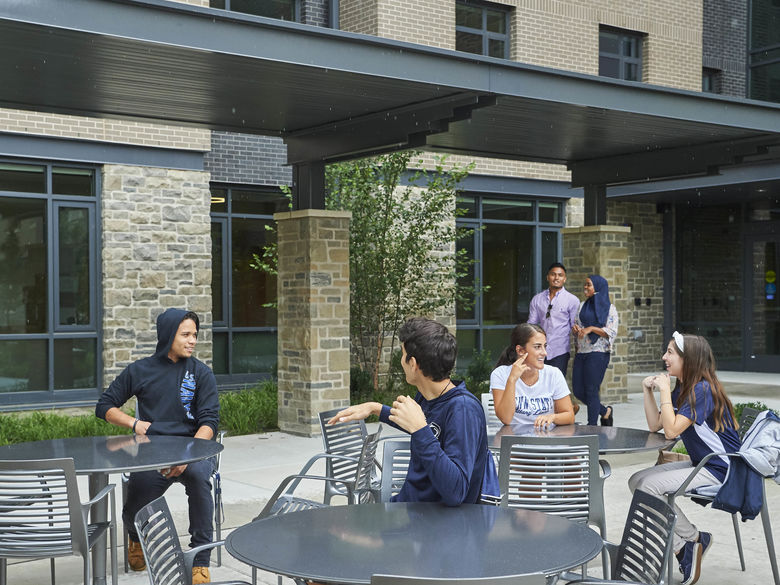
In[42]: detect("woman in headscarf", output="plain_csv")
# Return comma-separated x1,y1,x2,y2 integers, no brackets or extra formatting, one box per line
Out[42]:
571,275,618,426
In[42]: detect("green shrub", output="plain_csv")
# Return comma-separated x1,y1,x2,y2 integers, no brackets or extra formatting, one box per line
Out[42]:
0,411,129,446
733,400,777,422
219,379,278,436
460,348,494,398
350,366,375,405
0,380,280,445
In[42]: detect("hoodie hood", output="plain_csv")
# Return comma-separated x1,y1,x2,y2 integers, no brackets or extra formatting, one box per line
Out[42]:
154,308,196,359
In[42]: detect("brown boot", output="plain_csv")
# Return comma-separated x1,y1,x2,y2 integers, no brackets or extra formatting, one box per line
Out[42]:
127,539,146,571
192,566,211,584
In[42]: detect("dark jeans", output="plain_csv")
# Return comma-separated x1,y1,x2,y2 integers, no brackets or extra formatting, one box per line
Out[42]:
572,351,610,425
544,352,570,377
124,457,215,566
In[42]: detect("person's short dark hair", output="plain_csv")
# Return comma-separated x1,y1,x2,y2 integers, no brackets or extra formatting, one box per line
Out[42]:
183,311,200,332
547,262,566,274
398,317,456,382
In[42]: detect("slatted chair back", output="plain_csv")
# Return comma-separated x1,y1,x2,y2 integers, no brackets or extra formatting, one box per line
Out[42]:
481,393,501,427
371,574,548,585
498,434,608,577
380,439,411,502
318,408,370,504
354,429,383,503
498,434,603,526
134,497,190,585
0,457,116,585
613,489,677,585
737,406,760,441
0,458,86,559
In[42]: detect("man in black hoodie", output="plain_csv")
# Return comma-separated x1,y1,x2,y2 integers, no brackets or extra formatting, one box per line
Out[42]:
96,308,219,584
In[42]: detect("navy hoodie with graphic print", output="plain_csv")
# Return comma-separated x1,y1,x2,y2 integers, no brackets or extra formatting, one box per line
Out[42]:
96,308,219,437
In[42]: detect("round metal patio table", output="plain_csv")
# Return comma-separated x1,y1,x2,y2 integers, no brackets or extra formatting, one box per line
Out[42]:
488,424,674,454
226,502,603,583
0,434,223,585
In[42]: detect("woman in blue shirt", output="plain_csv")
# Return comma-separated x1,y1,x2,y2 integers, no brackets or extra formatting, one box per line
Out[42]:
629,332,740,585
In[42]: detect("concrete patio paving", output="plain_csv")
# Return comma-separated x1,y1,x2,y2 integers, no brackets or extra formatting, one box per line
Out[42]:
4,373,778,585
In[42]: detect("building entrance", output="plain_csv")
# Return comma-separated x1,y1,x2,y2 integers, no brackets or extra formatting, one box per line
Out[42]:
746,230,780,371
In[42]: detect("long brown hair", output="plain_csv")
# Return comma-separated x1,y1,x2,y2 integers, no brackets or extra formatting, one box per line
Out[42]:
495,323,546,367
672,334,737,433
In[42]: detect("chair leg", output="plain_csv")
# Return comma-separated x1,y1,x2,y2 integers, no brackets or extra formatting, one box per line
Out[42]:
731,512,745,571
50,558,55,585
214,472,223,567
1,558,6,585
122,474,129,573
667,494,676,585
760,497,779,585
252,567,257,585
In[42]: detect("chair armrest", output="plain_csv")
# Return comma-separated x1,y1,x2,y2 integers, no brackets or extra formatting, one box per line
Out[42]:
598,459,611,480
182,540,226,573
670,452,740,498
255,473,354,519
80,483,116,523
565,580,647,585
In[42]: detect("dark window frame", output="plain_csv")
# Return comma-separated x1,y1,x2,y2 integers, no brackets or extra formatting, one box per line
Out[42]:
209,183,288,386
748,0,780,103
456,0,511,59
455,194,565,369
599,26,644,82
210,0,302,22
0,158,101,409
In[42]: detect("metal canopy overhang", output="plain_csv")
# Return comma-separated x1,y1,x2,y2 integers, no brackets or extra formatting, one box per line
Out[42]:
2,0,780,187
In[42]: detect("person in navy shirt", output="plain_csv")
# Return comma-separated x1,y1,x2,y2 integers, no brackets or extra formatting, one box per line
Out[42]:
629,332,740,585
329,317,498,506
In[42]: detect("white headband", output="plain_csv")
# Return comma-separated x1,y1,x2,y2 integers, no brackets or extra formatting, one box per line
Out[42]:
672,331,684,352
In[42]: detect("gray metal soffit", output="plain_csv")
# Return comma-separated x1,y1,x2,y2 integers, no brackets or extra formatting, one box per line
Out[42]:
1,0,780,186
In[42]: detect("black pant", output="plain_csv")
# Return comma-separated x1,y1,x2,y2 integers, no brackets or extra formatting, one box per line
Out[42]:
544,352,570,377
124,457,215,566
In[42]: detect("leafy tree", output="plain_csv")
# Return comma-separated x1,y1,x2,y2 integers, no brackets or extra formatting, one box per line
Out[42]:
325,151,475,389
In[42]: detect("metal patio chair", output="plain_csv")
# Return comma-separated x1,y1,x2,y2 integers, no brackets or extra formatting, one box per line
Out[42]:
0,458,117,585
251,427,383,585
498,434,611,579
134,495,249,585
318,408,382,504
481,393,502,427
565,489,677,585
123,430,226,571
379,438,411,502
664,407,778,585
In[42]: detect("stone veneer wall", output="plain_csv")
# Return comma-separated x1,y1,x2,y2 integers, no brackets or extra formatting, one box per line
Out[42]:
101,165,213,384
275,209,351,436
562,225,630,405
607,201,666,372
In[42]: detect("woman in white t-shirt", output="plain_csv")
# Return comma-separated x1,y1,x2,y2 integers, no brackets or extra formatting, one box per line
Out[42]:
490,323,575,428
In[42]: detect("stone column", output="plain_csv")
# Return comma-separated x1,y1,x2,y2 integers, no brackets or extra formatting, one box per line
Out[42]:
275,209,351,436
562,225,630,405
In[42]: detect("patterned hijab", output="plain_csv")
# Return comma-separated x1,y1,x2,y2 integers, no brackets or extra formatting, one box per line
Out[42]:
579,274,610,344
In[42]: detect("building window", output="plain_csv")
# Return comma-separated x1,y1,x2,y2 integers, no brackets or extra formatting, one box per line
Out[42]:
599,27,643,81
210,185,289,385
749,0,780,103
702,68,721,93
0,160,99,408
456,1,510,59
210,0,300,21
456,195,564,369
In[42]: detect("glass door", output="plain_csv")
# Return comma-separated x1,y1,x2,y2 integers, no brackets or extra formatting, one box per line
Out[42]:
746,233,780,371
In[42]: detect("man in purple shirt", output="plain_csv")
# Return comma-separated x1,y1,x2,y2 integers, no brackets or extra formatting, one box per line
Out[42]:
528,262,580,376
